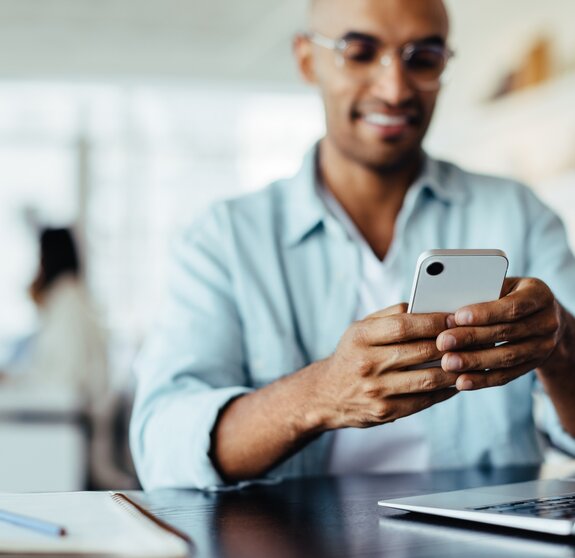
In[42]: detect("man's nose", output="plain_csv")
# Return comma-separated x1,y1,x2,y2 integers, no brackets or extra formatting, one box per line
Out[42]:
369,55,415,105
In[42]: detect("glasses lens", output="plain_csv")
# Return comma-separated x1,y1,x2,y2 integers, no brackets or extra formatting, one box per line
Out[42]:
340,39,379,64
404,45,447,83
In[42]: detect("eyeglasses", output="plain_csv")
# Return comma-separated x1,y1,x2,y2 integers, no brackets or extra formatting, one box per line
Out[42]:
306,31,454,91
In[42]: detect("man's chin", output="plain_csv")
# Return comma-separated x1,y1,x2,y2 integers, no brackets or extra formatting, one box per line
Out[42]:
323,132,424,174
351,119,428,170
351,144,422,173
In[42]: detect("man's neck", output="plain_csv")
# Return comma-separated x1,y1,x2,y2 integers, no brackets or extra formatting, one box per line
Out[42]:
317,139,424,260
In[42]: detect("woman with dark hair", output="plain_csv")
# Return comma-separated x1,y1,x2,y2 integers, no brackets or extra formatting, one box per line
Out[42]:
23,227,108,400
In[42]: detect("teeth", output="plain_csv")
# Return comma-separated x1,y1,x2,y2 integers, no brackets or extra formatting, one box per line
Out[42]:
363,113,407,126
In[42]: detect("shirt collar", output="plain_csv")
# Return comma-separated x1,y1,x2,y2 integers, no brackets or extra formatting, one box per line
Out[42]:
282,145,330,247
281,144,468,247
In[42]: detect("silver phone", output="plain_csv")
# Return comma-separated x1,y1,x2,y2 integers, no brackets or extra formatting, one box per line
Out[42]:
408,249,509,314
407,250,508,370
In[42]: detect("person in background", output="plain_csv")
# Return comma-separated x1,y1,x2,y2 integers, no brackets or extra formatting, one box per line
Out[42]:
9,227,133,488
25,227,108,401
131,0,575,490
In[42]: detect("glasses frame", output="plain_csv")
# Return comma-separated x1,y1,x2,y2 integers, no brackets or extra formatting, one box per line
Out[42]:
305,31,455,91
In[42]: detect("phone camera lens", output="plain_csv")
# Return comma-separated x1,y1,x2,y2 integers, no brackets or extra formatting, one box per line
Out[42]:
426,262,444,276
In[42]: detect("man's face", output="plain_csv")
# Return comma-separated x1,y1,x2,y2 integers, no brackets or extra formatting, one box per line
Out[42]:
296,0,449,171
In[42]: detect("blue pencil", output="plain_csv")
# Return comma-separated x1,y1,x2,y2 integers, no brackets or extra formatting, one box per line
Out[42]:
0,509,67,537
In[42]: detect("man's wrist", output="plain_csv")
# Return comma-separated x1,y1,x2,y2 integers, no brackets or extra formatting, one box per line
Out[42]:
285,358,334,437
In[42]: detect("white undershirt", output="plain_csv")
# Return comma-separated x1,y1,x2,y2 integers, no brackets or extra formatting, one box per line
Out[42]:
321,187,430,474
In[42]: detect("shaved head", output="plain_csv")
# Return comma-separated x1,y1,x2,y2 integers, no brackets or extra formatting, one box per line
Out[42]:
308,0,449,34
307,0,324,26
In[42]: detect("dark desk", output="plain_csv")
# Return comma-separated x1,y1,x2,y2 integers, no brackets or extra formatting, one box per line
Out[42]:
136,467,575,558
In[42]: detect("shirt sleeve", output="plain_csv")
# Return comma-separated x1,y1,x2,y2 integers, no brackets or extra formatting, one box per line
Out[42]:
129,204,253,490
522,186,575,455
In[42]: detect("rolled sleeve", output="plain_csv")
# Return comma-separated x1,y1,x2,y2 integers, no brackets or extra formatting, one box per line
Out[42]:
132,384,251,490
130,204,253,490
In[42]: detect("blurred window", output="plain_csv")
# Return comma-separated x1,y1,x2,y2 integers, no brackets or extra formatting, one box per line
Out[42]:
0,83,323,380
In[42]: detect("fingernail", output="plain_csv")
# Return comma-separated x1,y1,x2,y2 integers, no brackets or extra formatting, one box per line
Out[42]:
439,334,457,351
456,310,474,325
443,354,463,371
458,379,474,391
446,315,456,328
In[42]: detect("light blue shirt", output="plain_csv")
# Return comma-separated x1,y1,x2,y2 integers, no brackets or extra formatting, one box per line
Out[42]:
130,146,575,490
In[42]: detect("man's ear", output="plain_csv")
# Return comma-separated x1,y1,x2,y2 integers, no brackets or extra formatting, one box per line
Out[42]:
293,34,318,84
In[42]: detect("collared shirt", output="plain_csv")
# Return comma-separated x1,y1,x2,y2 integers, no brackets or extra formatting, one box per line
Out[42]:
130,146,575,490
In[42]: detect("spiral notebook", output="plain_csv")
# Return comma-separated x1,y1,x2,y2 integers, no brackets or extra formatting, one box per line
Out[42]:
0,491,190,556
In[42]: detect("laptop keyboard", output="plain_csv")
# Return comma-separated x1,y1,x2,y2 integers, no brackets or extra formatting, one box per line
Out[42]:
471,494,575,519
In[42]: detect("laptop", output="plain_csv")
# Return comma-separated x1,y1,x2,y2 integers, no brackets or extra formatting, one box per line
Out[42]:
378,478,575,536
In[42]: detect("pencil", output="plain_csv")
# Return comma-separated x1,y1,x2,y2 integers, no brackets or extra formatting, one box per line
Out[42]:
0,509,67,537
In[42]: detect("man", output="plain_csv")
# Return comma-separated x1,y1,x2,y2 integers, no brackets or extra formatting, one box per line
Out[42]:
130,0,575,490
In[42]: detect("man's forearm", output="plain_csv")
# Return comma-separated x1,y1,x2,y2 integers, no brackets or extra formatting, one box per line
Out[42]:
210,307,461,482
210,360,329,482
537,307,575,437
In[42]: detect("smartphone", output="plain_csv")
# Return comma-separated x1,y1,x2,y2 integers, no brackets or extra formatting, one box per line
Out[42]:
408,249,509,314
407,249,508,370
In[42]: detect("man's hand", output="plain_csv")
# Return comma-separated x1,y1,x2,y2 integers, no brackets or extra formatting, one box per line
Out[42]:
436,277,564,391
315,304,460,431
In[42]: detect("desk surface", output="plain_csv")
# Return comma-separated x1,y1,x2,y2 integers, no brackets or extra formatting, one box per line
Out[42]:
136,467,575,558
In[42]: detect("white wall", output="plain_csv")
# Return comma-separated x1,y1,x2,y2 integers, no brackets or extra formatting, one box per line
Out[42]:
0,0,307,82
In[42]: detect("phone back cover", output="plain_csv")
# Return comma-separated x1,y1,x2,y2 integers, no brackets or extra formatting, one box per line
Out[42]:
410,254,508,313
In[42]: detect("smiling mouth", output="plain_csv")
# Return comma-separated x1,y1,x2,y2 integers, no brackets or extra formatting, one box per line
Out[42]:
362,113,415,127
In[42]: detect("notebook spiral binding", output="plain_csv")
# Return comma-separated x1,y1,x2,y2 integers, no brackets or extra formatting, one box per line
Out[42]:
109,492,192,545
109,493,144,521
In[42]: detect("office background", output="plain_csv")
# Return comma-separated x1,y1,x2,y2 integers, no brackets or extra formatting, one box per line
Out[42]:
0,0,574,491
